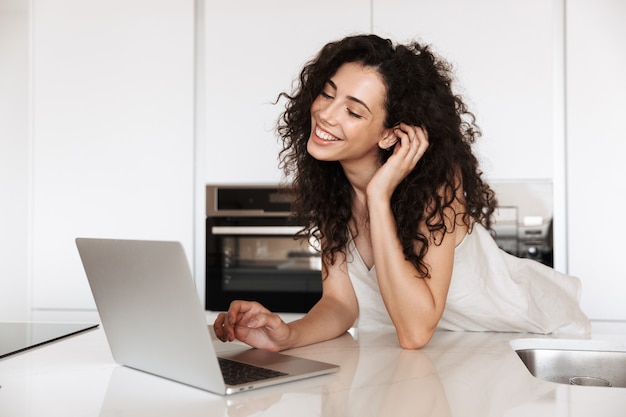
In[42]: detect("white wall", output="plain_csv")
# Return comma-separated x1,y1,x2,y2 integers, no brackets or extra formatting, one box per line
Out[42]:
0,0,197,320
204,0,371,185
373,0,558,182
29,0,196,313
566,0,626,320
0,0,30,320
205,0,560,185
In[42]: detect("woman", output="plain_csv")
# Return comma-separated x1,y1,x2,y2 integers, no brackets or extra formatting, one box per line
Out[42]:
214,34,590,350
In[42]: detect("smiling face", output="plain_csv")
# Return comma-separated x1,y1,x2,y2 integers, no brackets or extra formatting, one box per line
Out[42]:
307,62,394,168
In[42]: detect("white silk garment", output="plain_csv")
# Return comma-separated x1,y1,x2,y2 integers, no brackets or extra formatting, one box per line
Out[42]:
346,223,591,334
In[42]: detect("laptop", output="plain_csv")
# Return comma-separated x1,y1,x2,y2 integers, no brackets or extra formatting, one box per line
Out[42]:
75,237,339,395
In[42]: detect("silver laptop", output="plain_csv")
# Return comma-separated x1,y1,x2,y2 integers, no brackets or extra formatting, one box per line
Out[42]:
75,238,339,395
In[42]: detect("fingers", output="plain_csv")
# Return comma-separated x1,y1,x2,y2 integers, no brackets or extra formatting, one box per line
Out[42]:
412,124,429,160
213,300,274,343
393,123,429,165
213,312,230,341
214,301,252,342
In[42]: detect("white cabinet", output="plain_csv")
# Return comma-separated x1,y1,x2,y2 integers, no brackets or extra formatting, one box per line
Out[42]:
0,0,30,320
204,0,559,184
372,0,559,182
29,0,196,311
566,0,626,320
204,0,371,184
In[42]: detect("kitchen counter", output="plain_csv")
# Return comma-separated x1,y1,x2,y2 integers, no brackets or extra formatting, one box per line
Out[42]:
1,316,625,417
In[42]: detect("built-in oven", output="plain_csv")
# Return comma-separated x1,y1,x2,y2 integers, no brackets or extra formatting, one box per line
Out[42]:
205,183,554,314
205,185,322,313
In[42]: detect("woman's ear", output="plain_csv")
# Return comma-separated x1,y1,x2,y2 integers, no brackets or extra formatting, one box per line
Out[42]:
378,129,398,150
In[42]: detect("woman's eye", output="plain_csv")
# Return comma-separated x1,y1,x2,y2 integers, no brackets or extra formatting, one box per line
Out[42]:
348,109,363,119
320,91,333,99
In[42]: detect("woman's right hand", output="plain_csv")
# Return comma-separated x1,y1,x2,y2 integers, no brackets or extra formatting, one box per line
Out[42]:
213,300,292,352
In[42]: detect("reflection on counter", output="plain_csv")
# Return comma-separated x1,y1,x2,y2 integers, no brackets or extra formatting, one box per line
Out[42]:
97,329,623,417
321,332,451,417
97,331,451,417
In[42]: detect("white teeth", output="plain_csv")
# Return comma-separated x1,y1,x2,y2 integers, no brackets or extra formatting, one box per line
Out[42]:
316,127,339,141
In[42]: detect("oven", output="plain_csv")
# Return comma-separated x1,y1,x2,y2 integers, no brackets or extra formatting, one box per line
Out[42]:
205,185,322,313
205,183,554,314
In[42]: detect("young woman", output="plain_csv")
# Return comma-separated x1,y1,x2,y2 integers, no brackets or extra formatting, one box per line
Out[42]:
214,34,590,350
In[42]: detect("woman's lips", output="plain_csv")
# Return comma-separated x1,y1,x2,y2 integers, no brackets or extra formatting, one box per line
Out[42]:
314,127,340,142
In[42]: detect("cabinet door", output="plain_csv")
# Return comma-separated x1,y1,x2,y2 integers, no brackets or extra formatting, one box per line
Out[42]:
372,0,558,181
204,0,370,184
31,0,195,310
372,0,570,271
566,0,626,320
0,1,29,320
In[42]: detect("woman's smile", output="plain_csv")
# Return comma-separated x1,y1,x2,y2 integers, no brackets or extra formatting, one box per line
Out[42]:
313,126,341,143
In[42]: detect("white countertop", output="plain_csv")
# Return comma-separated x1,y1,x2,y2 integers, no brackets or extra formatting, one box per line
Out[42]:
1,316,625,417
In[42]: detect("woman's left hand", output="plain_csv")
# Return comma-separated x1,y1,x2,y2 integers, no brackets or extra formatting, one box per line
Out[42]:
367,123,429,199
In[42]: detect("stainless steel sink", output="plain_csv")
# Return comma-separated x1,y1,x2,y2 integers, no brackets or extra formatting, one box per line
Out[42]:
510,338,626,388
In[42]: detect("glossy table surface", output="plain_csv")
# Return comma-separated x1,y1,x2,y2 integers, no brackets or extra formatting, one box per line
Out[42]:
1,316,625,417
0,322,99,359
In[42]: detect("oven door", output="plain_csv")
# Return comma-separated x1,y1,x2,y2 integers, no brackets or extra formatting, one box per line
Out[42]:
205,217,322,313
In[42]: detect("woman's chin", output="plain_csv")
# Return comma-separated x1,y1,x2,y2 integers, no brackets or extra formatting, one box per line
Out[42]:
307,138,339,161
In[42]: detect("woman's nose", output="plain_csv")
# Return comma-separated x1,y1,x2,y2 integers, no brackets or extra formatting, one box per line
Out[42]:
317,100,339,125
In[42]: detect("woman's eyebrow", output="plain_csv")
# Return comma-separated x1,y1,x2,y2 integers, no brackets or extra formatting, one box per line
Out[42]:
326,79,373,114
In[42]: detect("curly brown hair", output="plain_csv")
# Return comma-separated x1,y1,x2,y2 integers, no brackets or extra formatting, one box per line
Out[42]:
277,34,496,278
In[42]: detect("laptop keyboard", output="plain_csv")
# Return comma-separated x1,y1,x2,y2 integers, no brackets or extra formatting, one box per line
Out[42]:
218,357,288,385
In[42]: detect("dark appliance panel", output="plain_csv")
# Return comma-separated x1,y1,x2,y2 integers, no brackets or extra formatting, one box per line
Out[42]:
205,185,322,313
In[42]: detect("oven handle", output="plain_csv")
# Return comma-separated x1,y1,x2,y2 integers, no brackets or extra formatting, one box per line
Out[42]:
211,226,303,236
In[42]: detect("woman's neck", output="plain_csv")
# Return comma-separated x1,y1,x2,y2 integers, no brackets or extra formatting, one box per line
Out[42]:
340,159,380,199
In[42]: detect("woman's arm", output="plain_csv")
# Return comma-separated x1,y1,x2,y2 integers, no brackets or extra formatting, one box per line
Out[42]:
367,195,464,349
365,124,464,349
214,249,358,352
